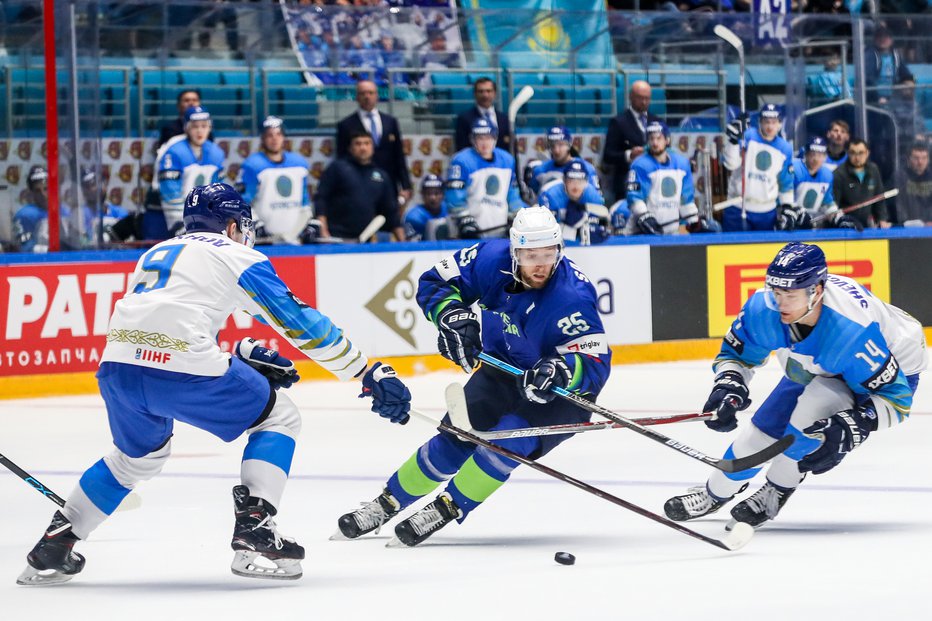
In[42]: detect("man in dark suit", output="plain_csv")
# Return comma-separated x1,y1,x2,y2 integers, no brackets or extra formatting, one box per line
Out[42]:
454,77,511,152
336,79,413,210
602,80,659,203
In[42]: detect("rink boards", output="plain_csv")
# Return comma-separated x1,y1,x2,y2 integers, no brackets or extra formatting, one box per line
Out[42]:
1,229,930,397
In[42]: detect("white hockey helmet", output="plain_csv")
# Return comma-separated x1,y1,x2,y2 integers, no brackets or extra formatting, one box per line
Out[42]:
509,206,564,285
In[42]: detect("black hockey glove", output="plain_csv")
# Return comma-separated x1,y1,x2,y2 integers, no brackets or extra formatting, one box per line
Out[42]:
359,362,411,424
436,304,482,373
236,337,299,390
635,213,663,236
776,205,799,231
703,370,751,432
520,355,573,404
726,115,748,145
798,403,876,475
833,213,863,231
455,214,480,239
795,209,812,230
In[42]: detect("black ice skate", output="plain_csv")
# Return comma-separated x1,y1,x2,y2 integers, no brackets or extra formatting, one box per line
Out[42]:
727,481,796,530
230,485,305,580
17,511,85,586
664,483,747,522
389,492,462,548
333,488,401,540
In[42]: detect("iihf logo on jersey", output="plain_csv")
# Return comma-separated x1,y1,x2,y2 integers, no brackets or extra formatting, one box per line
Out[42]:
135,348,172,364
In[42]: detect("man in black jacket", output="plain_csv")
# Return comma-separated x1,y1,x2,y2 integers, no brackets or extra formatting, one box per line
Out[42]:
601,80,660,203
336,80,413,210
454,78,511,152
317,132,406,241
833,139,890,229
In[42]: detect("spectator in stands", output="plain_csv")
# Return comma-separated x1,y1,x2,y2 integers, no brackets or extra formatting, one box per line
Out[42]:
199,0,239,57
376,30,407,84
316,131,406,242
890,79,923,162
807,54,850,104
12,165,66,253
236,116,312,245
157,89,203,150
336,79,413,213
833,138,890,228
602,80,660,204
894,141,932,226
404,174,449,241
865,25,914,107
824,119,849,171
454,77,511,152
78,166,129,247
422,27,459,70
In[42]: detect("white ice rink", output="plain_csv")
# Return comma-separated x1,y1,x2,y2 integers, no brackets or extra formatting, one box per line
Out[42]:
1,357,930,621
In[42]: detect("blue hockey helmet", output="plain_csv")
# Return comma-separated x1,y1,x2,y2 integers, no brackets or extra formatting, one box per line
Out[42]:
759,103,783,122
471,117,498,140
184,105,211,126
766,242,827,290
806,136,828,153
547,126,572,144
183,183,255,247
421,173,444,192
645,120,671,137
563,159,589,181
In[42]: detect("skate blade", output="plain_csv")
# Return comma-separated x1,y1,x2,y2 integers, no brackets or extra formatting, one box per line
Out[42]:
722,522,755,551
230,551,302,580
385,536,410,548
329,529,351,541
16,565,74,586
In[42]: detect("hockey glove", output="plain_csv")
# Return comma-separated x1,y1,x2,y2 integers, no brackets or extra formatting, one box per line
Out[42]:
795,209,812,230
359,362,411,424
776,205,799,231
833,213,863,231
455,214,480,239
703,370,751,432
635,213,663,236
798,403,876,475
520,355,573,404
436,304,482,373
725,115,748,145
236,337,299,390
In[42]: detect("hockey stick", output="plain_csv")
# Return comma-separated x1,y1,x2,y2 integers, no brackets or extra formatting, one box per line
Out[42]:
476,353,794,473
358,214,386,243
509,85,535,199
0,451,141,512
714,25,747,227
410,400,753,551
811,189,898,225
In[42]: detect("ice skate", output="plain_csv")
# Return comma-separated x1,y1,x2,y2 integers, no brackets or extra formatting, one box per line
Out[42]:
388,492,462,548
664,484,746,522
332,488,401,540
727,481,796,530
230,485,304,580
17,511,85,586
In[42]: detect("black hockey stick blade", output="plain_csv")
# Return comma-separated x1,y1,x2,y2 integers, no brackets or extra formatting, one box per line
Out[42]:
719,434,795,473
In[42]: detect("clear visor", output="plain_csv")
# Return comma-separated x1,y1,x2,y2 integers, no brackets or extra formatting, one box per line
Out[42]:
514,245,561,267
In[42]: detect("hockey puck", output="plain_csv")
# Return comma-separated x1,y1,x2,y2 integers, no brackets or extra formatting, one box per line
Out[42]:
554,552,575,566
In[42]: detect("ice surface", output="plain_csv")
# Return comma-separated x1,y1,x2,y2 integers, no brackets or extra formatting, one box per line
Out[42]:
2,357,930,620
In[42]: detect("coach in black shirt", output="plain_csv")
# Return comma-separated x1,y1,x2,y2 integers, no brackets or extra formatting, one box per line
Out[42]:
316,132,406,241
833,138,890,229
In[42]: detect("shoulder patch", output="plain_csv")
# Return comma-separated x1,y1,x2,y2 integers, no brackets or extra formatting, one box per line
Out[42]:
862,354,900,392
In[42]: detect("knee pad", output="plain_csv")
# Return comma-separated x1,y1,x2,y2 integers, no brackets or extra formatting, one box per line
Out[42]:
250,391,301,439
103,440,171,488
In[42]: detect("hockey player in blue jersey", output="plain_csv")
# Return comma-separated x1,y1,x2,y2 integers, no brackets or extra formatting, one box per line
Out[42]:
17,184,412,585
150,105,225,239
236,116,312,245
445,117,526,239
77,166,129,246
608,198,631,235
721,104,799,232
664,242,927,529
624,121,700,235
792,136,861,231
335,206,612,546
528,126,601,198
403,173,449,241
12,165,71,253
537,159,610,245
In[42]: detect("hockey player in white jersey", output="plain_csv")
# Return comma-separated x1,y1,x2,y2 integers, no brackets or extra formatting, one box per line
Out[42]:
236,116,312,244
624,121,699,235
792,136,862,231
445,117,526,239
721,104,798,232
528,126,601,198
17,184,412,585
150,105,225,239
664,242,926,529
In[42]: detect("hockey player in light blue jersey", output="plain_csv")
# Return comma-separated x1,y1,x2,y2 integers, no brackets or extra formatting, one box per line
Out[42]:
445,117,526,239
335,207,612,546
537,159,610,245
150,105,225,239
17,184,412,585
77,166,129,246
625,121,699,235
528,126,601,198
792,136,861,231
237,116,312,244
721,104,798,232
665,242,927,529
403,173,449,241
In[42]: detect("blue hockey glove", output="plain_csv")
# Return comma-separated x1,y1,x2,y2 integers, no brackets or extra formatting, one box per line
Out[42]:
455,214,480,239
798,404,876,475
359,362,411,424
635,213,663,236
520,355,573,404
703,370,750,432
436,304,482,373
833,213,863,231
776,205,799,231
235,337,299,390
